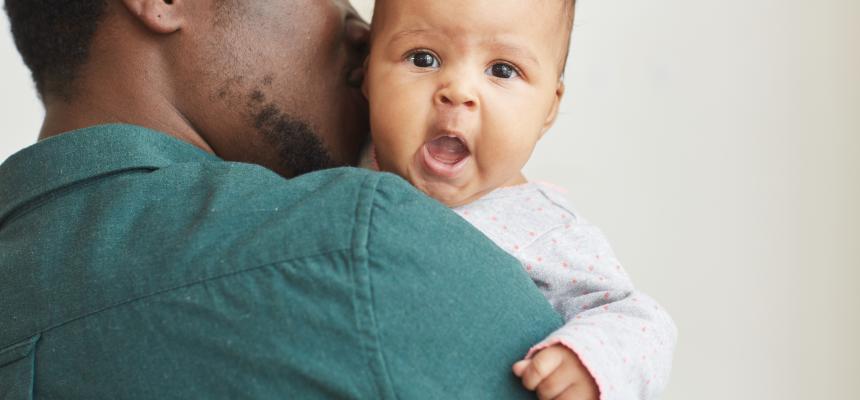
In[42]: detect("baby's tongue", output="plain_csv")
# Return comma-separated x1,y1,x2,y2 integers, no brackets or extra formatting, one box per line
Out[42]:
426,136,469,164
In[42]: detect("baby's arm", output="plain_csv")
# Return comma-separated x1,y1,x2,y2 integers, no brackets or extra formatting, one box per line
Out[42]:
516,223,677,400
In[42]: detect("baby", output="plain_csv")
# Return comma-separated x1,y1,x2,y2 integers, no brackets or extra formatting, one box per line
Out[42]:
362,0,677,399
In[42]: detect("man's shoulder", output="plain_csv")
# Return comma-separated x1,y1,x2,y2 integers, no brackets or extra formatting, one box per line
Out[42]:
137,162,433,258
0,161,446,344
1,161,563,399
60,158,471,271
163,160,510,283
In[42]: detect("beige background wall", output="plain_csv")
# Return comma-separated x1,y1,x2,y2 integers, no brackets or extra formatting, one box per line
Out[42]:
2,1,858,398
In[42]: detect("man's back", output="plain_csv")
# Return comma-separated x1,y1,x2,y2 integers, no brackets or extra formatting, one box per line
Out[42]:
0,125,561,399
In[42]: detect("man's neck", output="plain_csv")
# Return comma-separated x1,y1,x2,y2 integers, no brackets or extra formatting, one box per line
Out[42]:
39,91,214,154
37,5,214,154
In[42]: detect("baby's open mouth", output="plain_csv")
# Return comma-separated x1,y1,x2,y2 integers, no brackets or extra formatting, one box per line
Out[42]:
426,135,470,165
419,134,472,180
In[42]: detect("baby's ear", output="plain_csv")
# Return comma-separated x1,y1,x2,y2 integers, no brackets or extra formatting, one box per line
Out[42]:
540,80,565,137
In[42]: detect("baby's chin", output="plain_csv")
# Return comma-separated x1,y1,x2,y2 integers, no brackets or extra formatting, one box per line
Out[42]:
413,179,486,209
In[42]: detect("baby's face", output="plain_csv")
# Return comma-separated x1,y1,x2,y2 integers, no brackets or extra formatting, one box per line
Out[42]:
365,0,568,207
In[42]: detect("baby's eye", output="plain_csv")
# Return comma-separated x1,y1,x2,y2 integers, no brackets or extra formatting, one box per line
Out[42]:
486,63,519,79
408,51,440,69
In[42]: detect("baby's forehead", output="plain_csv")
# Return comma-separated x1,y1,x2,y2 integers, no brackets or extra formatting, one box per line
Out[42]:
374,0,571,35
373,0,572,67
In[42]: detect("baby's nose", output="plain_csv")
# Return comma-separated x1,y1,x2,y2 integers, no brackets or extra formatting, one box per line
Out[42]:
435,84,479,109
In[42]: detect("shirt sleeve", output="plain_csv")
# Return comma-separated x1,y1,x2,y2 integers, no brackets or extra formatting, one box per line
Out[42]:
522,222,678,400
361,174,564,399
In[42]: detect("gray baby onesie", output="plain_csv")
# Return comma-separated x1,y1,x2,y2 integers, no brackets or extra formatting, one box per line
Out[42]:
454,182,677,400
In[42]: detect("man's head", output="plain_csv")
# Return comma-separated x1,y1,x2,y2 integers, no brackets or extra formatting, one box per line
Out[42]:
364,0,575,207
4,0,108,98
4,0,371,177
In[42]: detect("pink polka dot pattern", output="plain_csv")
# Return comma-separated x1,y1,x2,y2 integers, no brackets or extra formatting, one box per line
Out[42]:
454,182,677,400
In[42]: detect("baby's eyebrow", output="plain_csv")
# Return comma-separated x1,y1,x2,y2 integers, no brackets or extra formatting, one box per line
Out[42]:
389,29,434,44
484,41,541,68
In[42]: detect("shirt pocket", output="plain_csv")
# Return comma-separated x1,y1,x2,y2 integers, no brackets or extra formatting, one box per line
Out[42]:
0,334,40,400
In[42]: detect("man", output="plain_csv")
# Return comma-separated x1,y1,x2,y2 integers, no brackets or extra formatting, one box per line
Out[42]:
0,1,561,398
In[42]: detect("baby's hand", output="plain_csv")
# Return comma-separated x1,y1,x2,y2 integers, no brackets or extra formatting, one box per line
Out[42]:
512,344,599,400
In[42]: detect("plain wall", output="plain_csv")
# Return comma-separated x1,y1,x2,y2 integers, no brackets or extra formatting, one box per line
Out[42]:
2,1,858,399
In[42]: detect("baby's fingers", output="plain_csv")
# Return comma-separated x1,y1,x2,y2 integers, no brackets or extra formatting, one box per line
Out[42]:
535,366,577,400
512,360,530,377
554,382,599,400
520,350,563,390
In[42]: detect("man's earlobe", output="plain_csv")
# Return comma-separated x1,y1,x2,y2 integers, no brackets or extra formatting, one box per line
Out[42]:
122,0,184,34
361,57,370,99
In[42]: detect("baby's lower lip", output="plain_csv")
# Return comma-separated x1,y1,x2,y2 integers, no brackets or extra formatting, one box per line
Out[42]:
420,143,471,179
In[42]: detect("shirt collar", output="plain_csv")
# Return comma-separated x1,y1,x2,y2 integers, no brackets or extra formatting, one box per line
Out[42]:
0,123,220,224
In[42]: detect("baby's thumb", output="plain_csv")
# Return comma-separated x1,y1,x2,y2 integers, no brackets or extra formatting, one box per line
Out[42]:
512,360,530,377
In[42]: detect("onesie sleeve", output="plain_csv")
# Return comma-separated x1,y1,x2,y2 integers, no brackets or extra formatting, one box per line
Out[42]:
522,222,678,400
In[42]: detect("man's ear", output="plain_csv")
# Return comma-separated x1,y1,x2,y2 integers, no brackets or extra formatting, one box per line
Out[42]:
122,0,185,34
361,57,370,99
540,80,566,137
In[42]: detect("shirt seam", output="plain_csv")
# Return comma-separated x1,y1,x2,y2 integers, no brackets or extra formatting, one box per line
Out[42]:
350,173,399,400
0,167,159,230
8,248,352,347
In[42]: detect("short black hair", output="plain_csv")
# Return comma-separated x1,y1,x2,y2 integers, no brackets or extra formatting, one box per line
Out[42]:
4,0,109,98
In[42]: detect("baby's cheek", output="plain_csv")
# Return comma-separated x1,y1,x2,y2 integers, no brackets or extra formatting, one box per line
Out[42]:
475,137,529,184
369,100,404,146
370,124,413,174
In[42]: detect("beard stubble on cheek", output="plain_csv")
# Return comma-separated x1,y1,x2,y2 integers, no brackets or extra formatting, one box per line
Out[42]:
245,85,341,177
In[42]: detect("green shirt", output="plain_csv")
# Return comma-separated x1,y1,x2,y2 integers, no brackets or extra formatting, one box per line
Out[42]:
0,124,561,399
